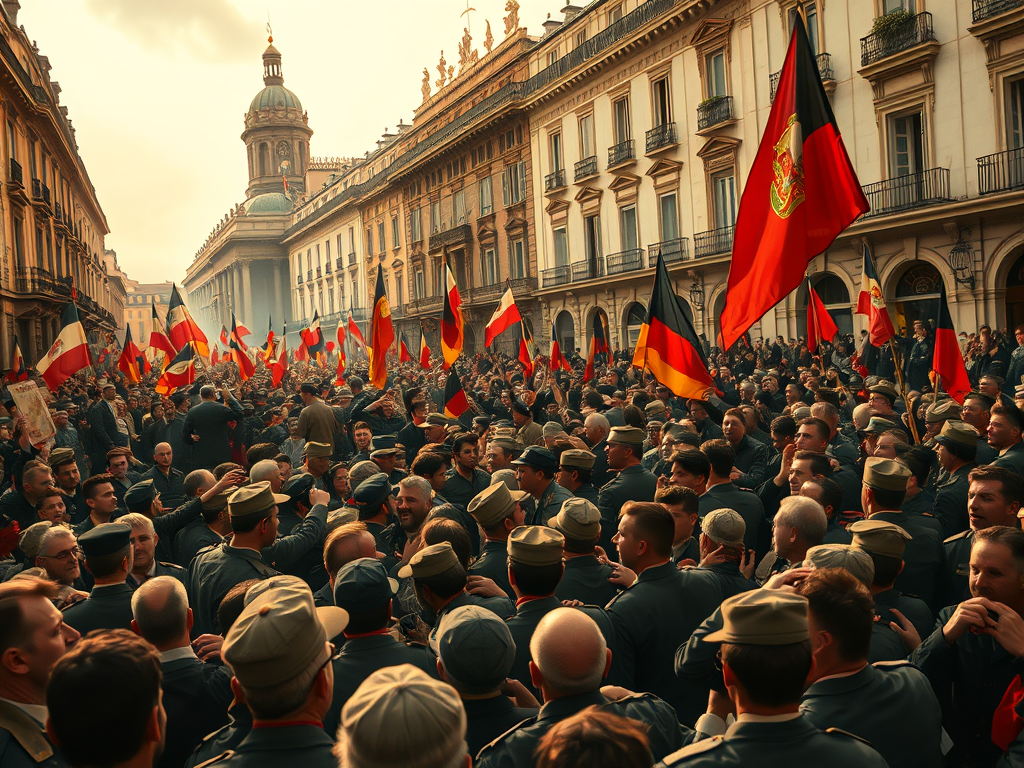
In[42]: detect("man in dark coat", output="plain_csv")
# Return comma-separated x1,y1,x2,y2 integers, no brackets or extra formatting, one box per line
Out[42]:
62,524,136,635
182,384,244,471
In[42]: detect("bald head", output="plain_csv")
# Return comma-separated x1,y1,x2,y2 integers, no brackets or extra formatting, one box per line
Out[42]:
249,459,282,492
183,469,215,499
324,523,378,581
530,607,609,699
852,404,876,431
809,402,838,431
130,575,190,650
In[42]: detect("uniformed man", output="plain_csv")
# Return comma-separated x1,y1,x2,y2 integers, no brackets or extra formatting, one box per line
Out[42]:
140,442,187,511
931,420,978,537
397,541,480,649
989,402,1024,475
436,604,538,757
860,456,944,610
656,485,701,567
597,426,658,556
118,512,187,589
122,478,204,563
175,488,231,569
186,482,287,636
370,435,407,485
657,590,889,768
298,441,332,491
467,482,529,601
554,448,599,504
50,447,89,525
351,473,400,571
551,497,618,606
698,440,765,552
512,446,573,526
322,557,438,734
441,433,491,508
512,399,543,447
210,579,347,768
62,524,135,635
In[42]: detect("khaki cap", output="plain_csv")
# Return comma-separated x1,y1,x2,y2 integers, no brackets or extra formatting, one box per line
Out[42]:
861,416,899,435
703,508,746,549
507,525,564,566
862,457,911,492
704,589,809,645
201,488,233,513
490,469,519,491
559,449,595,470
489,437,523,454
349,460,381,491
398,541,460,579
48,448,76,469
303,441,332,458
223,581,348,689
228,481,289,518
935,420,979,449
607,426,646,445
541,421,566,438
805,544,875,587
849,519,912,558
467,482,528,528
552,497,601,539
869,382,900,402
926,399,961,424
416,413,448,428
645,400,668,415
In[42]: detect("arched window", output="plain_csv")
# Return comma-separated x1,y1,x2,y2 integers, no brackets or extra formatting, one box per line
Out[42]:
555,310,575,354
797,272,853,339
624,302,646,348
258,142,269,177
892,261,943,335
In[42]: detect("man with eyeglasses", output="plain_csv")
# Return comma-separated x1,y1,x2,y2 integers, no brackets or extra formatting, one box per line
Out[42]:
35,526,85,588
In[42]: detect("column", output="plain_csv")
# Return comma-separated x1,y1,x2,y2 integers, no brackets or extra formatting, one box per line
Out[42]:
241,260,252,323
275,261,287,327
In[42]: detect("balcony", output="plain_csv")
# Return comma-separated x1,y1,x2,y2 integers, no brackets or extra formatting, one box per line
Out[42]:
542,265,572,287
544,168,566,193
41,184,50,206
429,223,472,253
54,201,62,221
296,274,302,285
770,53,835,103
979,147,1024,195
861,167,953,217
408,296,442,314
647,237,690,267
973,0,1023,23
571,258,605,282
860,11,935,67
645,123,677,154
471,276,537,303
336,257,344,270
697,96,734,131
306,270,313,282
606,248,644,275
608,139,635,168
8,158,21,186
31,177,42,200
349,307,370,323
693,226,734,258
575,155,598,182
348,252,357,266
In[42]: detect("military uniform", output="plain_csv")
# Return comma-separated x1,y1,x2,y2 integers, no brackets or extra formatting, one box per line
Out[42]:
992,441,1024,475
731,434,768,489
941,529,973,606
464,697,537,759
977,436,998,465
597,463,658,554
529,479,573,526
127,560,187,590
175,519,225,569
160,651,233,768
931,462,975,538
187,544,279,636
0,699,63,768
554,555,617,606
440,465,491,509
199,726,335,768
697,483,765,552
573,482,599,504
868,511,944,610
468,540,515,600
62,582,134,634
873,588,933,640
827,433,860,468
823,518,852,544
140,464,187,511
672,537,700,566
261,503,328,590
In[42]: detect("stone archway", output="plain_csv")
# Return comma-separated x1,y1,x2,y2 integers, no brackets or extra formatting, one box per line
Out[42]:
889,260,944,334
795,272,854,339
555,310,576,355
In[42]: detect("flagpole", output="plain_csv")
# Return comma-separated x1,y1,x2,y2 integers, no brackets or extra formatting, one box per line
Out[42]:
886,339,921,444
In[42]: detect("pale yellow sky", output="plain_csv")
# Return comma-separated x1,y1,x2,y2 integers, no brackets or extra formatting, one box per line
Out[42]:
18,0,557,284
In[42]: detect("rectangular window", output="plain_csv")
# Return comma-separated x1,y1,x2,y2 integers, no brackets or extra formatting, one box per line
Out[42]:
883,0,914,13
479,176,493,215
366,228,374,256
410,208,422,241
306,249,311,271
553,227,569,267
336,234,343,261
1009,78,1024,149
579,114,595,159
659,192,680,241
482,247,498,285
6,121,14,162
328,287,335,314
430,201,441,233
377,221,386,251
608,3,623,24
613,97,631,143
584,214,602,262
619,205,638,251
502,161,527,206
888,111,923,177
712,172,737,229
454,189,466,224
509,239,526,279
548,48,559,67
790,2,820,56
652,77,672,127
348,227,355,254
315,243,321,268
391,216,400,247
576,29,588,48
395,274,403,307
549,132,563,173
707,51,727,97
414,268,426,299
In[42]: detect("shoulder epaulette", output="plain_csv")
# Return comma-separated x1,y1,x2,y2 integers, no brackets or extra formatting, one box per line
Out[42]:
158,561,185,570
897,591,923,600
660,736,724,765
193,750,234,768
198,724,230,745
477,714,541,753
824,727,873,746
872,659,918,670
944,530,972,544
921,512,935,518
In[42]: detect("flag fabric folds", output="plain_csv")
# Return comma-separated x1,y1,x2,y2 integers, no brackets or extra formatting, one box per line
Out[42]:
211,345,220,366
6,336,27,383
584,312,609,383
117,325,149,384
631,253,715,399
347,311,366,349
443,369,470,419
167,285,209,358
719,17,868,350
219,326,229,346
272,333,289,388
550,322,570,373
155,343,196,395
484,282,522,347
38,302,91,390
399,333,413,364
262,316,276,362
369,268,395,389
441,256,464,370
335,323,347,381
806,279,839,354
149,304,177,362
419,328,430,370
229,314,255,381
300,311,325,355
856,244,896,347
519,321,536,379
932,287,972,404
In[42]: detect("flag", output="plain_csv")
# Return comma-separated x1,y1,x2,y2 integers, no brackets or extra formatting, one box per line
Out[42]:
37,302,91,390
219,326,229,346
272,332,289,387
484,281,521,347
117,325,149,384
5,336,27,383
211,345,220,365
550,321,571,373
850,333,870,378
399,333,413,363
335,323,347,381
631,253,715,399
584,312,609,383
806,279,839,354
932,287,971,404
229,313,256,381
518,321,536,379
167,285,209,358
347,311,366,349
295,342,309,362
262,316,276,362
441,255,464,370
369,267,395,388
856,244,896,347
419,328,431,370
719,17,868,350
236,322,252,340
155,343,196,395
443,368,470,418
148,304,176,363
301,310,325,355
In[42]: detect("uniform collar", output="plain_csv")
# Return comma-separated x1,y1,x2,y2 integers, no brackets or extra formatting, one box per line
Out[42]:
0,697,47,727
636,560,675,582
538,691,607,721
160,646,198,663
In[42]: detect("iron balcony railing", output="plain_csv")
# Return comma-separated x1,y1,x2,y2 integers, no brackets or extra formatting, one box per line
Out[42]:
979,147,1024,195
645,123,677,153
31,177,41,199
336,257,344,270
606,248,644,275
349,307,370,323
861,167,953,217
8,158,21,186
973,0,1024,22
693,226,734,258
296,274,302,285
306,270,313,282
542,265,572,287
574,155,599,182
429,224,472,252
608,139,635,168
647,237,690,266
408,296,442,314
572,258,605,282
697,96,733,131
348,252,357,266
770,53,834,103
544,168,566,192
41,184,50,205
861,12,935,67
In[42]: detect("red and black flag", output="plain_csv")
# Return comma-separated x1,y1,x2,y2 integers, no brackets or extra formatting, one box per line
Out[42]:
167,285,209,358
369,267,394,389
148,303,177,366
219,326,229,346
806,279,839,354
932,287,971,404
550,321,571,373
5,335,27,383
229,313,255,381
441,253,464,370
519,320,537,379
719,16,868,350
443,367,470,419
399,332,413,364
117,324,150,384
584,312,609,383
631,253,715,399
419,327,431,370
155,343,196,395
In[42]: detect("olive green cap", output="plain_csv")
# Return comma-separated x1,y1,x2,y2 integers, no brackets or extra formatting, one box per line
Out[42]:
467,482,527,528
849,519,912,558
349,460,381,491
926,399,961,424
397,541,459,579
541,421,566,438
935,420,979,449
48,448,76,469
862,457,911,492
437,605,516,695
228,481,289,517
704,589,809,645
201,488,233,513
416,413,448,428
507,525,564,566
703,508,746,549
607,426,646,445
302,441,332,458
559,449,595,470
861,416,899,435
869,382,900,402
489,437,523,454
551,497,601,540
489,469,519,491
804,543,875,587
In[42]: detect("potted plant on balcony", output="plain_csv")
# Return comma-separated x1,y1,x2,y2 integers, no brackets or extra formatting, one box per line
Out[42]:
871,7,913,47
698,94,726,111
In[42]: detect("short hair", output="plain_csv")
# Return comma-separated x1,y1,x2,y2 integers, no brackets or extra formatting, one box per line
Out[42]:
770,415,797,440
620,502,673,557
776,496,828,547
965,391,993,411
811,401,839,422
82,474,115,501
670,450,711,480
452,432,479,455
183,469,214,499
47,630,162,767
535,707,653,768
422,517,472,569
249,459,280,484
584,413,610,433
117,512,155,534
323,521,371,578
723,407,746,424
274,453,292,467
200,385,217,399
35,487,65,511
655,485,699,515
792,450,833,478
213,462,243,481
131,576,188,647
801,477,843,517
798,417,830,443
975,526,1024,573
246,443,279,465
720,640,812,708
797,568,873,663
865,550,903,588
38,525,76,556
0,577,59,654
969,464,1024,506
352,421,371,434
993,402,1024,433
900,445,934,487
398,475,433,503
411,452,447,478
867,483,906,511
700,439,736,478
217,579,262,635
509,559,564,597
105,447,131,464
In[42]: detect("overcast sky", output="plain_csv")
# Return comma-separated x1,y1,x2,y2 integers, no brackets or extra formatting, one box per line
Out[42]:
19,0,556,284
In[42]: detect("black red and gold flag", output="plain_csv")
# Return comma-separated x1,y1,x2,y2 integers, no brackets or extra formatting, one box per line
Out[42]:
369,267,394,389
583,312,609,383
932,287,971,404
441,254,464,370
117,324,150,384
229,313,255,381
443,367,470,418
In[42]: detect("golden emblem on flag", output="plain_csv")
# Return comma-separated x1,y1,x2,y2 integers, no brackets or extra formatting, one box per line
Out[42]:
870,283,886,309
46,339,64,360
770,113,805,219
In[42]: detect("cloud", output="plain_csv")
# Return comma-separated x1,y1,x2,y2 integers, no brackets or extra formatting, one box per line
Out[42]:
84,0,264,63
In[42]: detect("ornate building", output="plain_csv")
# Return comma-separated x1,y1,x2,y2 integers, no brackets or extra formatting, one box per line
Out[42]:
123,277,172,350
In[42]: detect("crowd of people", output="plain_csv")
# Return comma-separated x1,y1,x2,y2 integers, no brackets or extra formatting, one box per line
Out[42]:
2,323,1024,767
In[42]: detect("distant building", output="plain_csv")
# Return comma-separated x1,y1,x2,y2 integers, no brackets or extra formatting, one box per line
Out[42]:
123,277,173,348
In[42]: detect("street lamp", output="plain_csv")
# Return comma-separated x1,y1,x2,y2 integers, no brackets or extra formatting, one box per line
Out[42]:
689,271,705,310
948,236,975,289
